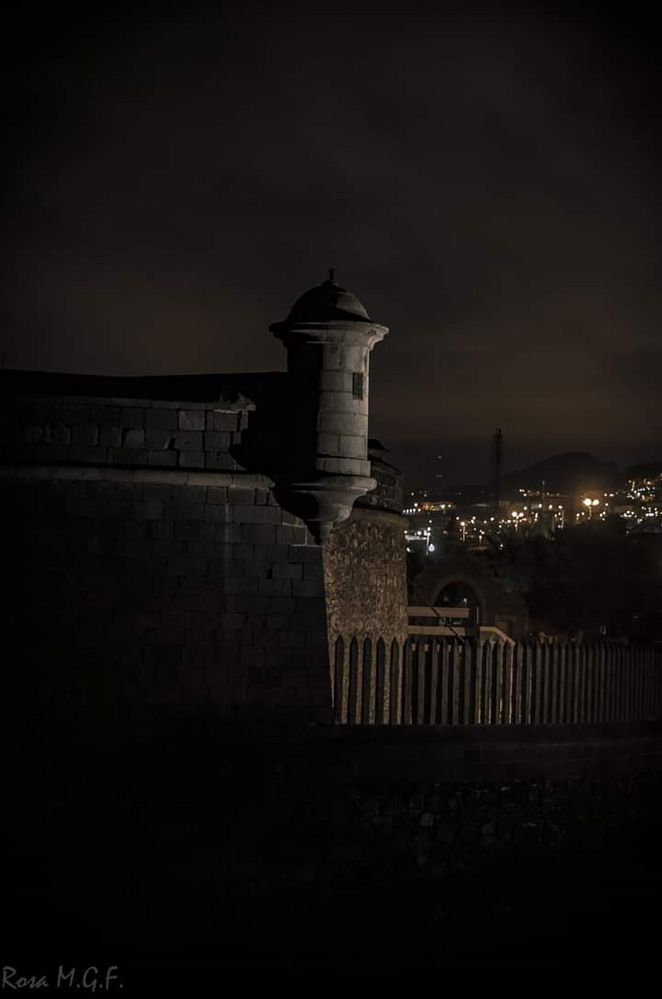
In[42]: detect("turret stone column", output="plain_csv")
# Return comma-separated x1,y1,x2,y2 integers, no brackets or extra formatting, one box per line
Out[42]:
270,273,388,542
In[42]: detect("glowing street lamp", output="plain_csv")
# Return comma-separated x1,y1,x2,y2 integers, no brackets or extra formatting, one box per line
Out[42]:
582,497,600,519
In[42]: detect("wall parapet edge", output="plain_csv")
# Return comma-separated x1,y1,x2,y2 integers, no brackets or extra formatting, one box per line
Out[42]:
0,464,275,489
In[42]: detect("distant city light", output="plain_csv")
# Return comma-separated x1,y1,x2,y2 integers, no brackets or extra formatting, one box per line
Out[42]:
403,470,660,543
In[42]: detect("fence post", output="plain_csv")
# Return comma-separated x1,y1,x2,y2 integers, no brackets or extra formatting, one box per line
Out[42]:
522,641,532,724
333,636,345,724
440,639,450,725
590,642,597,722
362,638,373,725
482,641,493,725
336,633,662,727
634,645,641,722
642,646,649,721
347,637,359,724
632,646,637,720
429,638,440,725
578,642,587,723
512,641,523,724
581,644,591,723
375,638,386,724
646,646,652,719
579,643,587,723
402,638,413,725
542,640,552,723
473,640,484,724
566,643,576,723
463,640,474,725
607,642,615,722
597,643,607,722
532,642,544,725
559,641,568,724
389,639,401,725
451,640,462,725
493,641,505,724
548,642,557,723
416,638,428,724
654,647,661,719
502,641,514,725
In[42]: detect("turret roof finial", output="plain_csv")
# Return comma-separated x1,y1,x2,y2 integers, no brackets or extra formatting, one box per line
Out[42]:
328,267,335,284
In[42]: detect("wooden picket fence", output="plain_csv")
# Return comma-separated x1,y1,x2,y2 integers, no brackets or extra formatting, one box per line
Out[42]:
331,635,662,726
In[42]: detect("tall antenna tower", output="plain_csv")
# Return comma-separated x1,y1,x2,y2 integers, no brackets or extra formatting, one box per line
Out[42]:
490,427,503,519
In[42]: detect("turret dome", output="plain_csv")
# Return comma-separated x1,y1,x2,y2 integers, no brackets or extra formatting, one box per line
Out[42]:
270,272,373,331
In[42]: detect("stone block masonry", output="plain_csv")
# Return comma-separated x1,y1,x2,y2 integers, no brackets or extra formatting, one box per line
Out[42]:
0,379,410,725
0,367,335,723
0,391,251,473
0,466,330,722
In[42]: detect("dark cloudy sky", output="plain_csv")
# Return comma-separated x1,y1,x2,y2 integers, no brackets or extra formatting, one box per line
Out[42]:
3,2,660,487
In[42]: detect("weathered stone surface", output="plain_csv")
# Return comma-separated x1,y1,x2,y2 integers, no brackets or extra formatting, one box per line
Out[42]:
207,411,240,431
323,507,408,645
145,408,179,430
178,410,206,431
122,428,145,447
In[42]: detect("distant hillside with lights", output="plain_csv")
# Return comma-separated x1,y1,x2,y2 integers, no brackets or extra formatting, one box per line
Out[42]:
501,452,619,496
415,452,661,503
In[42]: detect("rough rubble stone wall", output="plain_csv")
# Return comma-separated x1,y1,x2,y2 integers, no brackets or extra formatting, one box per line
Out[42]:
323,507,408,647
322,453,407,652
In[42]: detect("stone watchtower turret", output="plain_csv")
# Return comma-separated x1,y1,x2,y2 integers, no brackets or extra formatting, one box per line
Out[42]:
270,272,388,542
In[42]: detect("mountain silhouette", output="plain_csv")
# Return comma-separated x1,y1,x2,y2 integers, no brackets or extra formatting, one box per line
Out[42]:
501,452,618,495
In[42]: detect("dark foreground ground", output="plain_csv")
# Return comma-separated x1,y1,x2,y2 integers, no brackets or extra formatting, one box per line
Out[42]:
3,723,662,988
4,835,662,986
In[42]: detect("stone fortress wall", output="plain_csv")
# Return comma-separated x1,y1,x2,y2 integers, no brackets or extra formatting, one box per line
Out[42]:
0,278,408,723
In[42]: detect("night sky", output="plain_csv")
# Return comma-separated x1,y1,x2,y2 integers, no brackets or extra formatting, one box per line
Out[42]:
3,2,660,487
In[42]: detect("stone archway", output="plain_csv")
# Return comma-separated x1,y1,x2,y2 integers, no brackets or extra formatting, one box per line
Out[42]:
411,553,529,638
435,578,483,611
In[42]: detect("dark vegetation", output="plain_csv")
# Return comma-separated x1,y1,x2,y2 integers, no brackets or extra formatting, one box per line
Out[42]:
487,521,662,639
